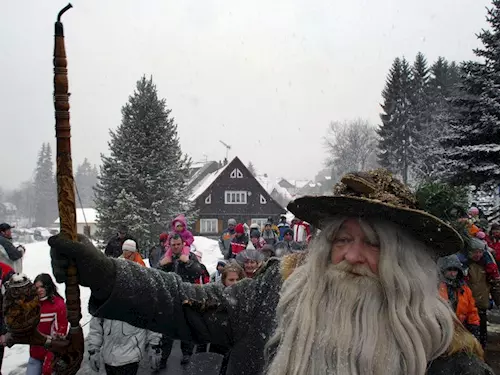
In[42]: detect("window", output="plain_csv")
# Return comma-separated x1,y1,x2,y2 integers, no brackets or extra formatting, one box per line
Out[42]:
200,219,218,233
205,194,211,204
230,168,244,178
225,191,247,204
260,194,267,204
251,218,268,228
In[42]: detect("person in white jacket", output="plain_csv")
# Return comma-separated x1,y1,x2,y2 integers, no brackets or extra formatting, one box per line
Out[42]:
87,317,162,375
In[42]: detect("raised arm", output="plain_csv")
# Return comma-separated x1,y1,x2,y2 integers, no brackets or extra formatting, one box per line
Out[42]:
48,234,282,348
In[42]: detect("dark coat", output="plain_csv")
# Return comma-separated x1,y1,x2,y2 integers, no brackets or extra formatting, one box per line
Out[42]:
160,252,202,284
89,259,493,375
148,245,166,269
0,235,23,261
104,234,136,258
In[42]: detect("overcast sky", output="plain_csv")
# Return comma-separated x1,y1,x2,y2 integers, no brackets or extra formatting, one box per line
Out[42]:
0,0,492,190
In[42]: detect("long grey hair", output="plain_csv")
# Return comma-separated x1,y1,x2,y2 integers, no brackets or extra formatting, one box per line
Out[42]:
265,217,454,375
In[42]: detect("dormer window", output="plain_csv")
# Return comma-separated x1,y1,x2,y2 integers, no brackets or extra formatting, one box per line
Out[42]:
230,168,243,178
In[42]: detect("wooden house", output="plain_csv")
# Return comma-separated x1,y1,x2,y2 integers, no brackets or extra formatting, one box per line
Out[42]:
188,157,286,235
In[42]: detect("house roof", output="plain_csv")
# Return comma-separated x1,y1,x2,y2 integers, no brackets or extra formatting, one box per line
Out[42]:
256,175,294,202
188,162,231,202
54,208,98,224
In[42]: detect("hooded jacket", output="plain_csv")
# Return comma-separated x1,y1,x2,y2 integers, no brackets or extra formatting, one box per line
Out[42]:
88,317,161,367
90,255,493,375
438,255,480,327
170,214,194,247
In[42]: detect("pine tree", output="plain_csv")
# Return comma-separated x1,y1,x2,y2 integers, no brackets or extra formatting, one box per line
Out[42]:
408,52,431,180
442,2,500,187
378,57,414,183
95,76,194,249
33,143,57,226
75,158,98,208
415,57,461,180
247,162,257,176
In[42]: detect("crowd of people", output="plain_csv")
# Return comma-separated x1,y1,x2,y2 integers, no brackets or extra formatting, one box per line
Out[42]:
1,169,500,374
99,213,313,373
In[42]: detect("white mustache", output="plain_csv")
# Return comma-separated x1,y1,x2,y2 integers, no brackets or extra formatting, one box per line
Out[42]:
331,260,378,279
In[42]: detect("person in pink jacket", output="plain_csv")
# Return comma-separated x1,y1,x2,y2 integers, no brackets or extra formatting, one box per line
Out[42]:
163,215,194,260
170,214,194,246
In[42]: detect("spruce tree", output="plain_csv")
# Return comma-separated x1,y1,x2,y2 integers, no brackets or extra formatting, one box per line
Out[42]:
95,76,194,250
75,158,98,208
443,1,500,187
416,57,460,180
33,143,57,226
408,52,431,180
378,57,414,183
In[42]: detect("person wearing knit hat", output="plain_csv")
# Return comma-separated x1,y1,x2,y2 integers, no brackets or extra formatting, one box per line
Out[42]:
119,240,145,266
229,224,248,258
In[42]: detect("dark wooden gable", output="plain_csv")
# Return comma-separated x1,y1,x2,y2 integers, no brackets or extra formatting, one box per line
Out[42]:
195,157,285,217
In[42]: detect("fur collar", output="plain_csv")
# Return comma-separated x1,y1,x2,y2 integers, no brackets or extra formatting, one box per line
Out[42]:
279,253,484,360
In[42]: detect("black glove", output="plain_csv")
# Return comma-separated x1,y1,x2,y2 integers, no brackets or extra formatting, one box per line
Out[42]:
48,234,116,301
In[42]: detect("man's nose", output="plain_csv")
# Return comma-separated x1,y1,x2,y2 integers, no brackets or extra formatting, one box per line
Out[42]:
343,241,366,264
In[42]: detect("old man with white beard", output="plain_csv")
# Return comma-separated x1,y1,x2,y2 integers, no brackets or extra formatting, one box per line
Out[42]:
47,170,493,375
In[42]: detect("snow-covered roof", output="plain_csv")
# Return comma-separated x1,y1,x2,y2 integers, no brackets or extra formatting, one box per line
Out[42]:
256,175,294,201
287,179,310,189
54,208,98,224
189,163,230,201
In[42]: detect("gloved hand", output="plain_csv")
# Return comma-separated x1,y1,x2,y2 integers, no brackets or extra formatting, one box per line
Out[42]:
148,345,162,371
49,234,116,301
88,350,100,373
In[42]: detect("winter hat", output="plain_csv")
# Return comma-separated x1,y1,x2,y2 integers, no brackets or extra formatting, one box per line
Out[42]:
283,228,294,237
235,224,245,234
122,239,137,252
468,207,480,217
217,260,226,268
228,218,237,226
159,232,169,242
250,230,261,239
476,231,486,240
236,249,264,266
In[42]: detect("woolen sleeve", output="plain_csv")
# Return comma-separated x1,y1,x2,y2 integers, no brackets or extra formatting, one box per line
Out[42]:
89,258,283,348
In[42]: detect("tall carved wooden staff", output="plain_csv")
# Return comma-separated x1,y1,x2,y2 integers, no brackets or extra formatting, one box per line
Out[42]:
2,4,83,374
52,3,84,374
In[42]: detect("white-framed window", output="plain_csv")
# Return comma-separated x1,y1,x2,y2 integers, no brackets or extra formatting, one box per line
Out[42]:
251,218,268,228
230,168,244,178
225,191,247,204
205,194,211,204
260,194,267,204
200,219,218,233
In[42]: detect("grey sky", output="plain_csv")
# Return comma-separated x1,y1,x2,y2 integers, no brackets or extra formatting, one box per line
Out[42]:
0,0,491,190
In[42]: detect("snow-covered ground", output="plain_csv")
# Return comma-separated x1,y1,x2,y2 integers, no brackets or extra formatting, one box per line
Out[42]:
2,236,222,374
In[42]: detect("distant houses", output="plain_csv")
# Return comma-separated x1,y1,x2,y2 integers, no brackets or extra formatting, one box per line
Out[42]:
54,208,98,237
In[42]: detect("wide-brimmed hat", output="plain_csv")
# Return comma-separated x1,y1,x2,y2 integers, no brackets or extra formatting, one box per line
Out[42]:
287,169,463,256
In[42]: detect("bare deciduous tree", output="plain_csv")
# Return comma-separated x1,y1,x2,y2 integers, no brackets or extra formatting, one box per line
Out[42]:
323,119,379,179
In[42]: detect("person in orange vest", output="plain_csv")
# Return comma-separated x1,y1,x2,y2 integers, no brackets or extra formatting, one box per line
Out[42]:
438,254,480,341
119,239,145,266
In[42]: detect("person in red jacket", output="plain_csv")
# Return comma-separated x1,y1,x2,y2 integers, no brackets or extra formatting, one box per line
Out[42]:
0,262,15,374
27,274,68,375
487,223,500,259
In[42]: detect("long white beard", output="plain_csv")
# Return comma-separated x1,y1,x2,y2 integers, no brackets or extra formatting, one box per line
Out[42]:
266,262,405,375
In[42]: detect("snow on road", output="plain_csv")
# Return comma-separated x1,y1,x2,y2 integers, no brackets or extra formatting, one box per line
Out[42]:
2,236,222,374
